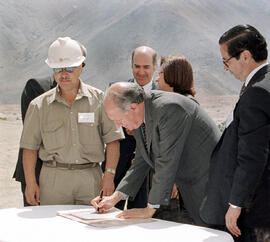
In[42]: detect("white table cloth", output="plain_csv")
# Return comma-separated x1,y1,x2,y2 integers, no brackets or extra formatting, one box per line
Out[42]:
0,205,233,242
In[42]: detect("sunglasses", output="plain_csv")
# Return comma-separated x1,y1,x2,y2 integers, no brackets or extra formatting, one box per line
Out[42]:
53,66,77,73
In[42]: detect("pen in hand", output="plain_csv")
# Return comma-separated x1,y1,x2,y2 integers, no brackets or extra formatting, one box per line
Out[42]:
97,190,103,212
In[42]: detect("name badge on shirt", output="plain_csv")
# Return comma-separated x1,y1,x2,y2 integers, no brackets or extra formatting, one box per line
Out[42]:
78,113,94,123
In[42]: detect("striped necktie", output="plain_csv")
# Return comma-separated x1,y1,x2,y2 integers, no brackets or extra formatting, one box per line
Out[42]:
239,83,246,97
141,123,147,151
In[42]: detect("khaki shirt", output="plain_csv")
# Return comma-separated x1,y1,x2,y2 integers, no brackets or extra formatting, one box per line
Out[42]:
20,80,124,164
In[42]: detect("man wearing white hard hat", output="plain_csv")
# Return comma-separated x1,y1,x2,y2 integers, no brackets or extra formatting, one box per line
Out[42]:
20,37,124,205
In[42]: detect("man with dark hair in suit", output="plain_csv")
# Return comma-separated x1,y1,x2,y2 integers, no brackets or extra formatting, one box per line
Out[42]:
92,82,220,226
13,76,56,206
200,24,270,241
103,46,158,210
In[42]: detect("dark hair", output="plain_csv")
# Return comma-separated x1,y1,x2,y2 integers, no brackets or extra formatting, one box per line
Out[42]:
131,46,158,67
160,55,196,96
219,24,268,62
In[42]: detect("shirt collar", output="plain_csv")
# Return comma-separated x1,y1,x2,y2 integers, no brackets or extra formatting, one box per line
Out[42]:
48,79,89,104
134,79,154,93
245,62,269,86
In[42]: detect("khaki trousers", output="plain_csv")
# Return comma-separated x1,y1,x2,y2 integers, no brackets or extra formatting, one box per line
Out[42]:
39,165,102,205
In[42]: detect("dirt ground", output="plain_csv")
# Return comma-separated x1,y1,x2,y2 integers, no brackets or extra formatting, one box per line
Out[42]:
0,96,238,209
0,104,23,208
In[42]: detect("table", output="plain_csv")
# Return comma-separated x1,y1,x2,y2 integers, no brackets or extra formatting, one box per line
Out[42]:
0,205,233,242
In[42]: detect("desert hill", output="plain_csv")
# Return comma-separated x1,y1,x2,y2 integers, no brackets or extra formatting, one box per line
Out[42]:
0,0,269,103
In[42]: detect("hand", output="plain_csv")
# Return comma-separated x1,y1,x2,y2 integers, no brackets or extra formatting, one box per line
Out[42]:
91,191,122,213
170,184,179,199
100,172,115,196
117,206,156,219
225,206,242,237
25,183,40,206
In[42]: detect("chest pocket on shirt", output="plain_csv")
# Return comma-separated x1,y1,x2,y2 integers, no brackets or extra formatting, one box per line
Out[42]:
42,120,65,150
78,123,102,146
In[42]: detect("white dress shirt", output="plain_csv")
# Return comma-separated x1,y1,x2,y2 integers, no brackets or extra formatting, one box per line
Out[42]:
134,79,154,93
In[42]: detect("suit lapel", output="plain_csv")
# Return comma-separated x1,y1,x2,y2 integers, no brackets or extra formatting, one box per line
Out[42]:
133,127,154,168
233,65,270,114
132,92,155,168
243,64,270,94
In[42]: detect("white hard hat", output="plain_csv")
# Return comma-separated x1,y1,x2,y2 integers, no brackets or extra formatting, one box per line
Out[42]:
45,37,86,68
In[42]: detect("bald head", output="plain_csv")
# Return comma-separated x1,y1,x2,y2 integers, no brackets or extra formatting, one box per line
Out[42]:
105,82,144,111
131,46,157,66
104,82,145,130
131,46,157,86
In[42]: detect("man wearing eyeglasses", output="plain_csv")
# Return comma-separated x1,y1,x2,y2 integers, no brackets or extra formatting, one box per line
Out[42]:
20,37,124,206
200,25,270,241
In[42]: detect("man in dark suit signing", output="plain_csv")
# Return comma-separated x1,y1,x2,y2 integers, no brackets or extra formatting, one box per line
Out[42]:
92,82,220,226
200,25,270,241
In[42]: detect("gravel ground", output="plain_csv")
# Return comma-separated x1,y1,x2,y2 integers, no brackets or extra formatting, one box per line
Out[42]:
0,105,23,208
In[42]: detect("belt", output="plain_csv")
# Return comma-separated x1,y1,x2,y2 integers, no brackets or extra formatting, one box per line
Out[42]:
43,160,98,170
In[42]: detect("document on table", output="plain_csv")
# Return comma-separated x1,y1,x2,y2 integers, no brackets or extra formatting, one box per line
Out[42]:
59,207,121,220
57,207,155,228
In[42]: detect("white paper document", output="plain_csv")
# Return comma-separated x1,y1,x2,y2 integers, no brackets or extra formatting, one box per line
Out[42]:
57,207,155,228
59,207,121,220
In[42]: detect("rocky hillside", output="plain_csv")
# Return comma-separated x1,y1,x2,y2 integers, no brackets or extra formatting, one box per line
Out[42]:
0,0,269,103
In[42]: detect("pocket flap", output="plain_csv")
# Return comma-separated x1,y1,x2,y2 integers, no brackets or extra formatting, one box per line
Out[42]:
43,120,63,132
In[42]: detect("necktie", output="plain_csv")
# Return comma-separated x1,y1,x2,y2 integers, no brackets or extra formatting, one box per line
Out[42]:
147,167,153,194
239,83,246,97
141,122,152,193
141,123,147,151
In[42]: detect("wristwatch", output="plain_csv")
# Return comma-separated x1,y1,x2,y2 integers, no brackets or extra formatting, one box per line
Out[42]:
105,168,116,175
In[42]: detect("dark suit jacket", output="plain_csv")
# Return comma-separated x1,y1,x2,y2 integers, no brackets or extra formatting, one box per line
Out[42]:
103,79,157,209
200,64,270,228
117,91,220,225
13,76,56,183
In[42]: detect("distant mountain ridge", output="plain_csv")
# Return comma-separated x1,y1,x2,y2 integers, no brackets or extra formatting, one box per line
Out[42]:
0,0,269,103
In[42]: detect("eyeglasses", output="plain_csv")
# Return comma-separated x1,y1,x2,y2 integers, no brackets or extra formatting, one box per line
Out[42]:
53,66,77,73
222,56,235,67
222,51,243,67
